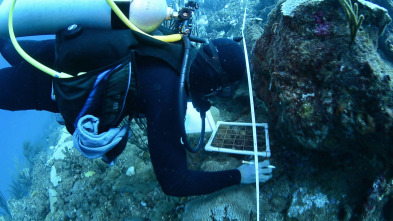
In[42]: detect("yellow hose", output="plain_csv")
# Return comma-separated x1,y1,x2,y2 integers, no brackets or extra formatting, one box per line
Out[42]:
7,0,182,78
106,0,183,43
8,0,73,78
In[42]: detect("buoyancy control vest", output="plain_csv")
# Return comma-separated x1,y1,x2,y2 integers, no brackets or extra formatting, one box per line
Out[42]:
53,26,196,134
52,26,199,163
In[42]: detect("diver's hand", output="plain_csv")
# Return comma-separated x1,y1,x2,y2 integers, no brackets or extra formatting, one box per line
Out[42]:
237,160,273,184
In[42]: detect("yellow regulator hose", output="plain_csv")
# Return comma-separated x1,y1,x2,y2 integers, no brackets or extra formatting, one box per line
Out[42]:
7,0,181,78
8,0,73,78
106,0,183,43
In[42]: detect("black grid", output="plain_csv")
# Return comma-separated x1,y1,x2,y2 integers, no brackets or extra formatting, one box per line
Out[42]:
211,124,266,151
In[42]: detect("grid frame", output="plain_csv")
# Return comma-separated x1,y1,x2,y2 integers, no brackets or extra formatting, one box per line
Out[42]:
205,121,271,157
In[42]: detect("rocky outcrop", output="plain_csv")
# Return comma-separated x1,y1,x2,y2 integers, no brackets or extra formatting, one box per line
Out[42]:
253,0,393,152
182,186,257,221
375,0,393,61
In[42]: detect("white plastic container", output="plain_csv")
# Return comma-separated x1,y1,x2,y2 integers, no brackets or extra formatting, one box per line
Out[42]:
185,102,216,134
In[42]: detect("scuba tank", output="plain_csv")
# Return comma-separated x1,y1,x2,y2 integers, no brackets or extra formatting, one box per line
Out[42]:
0,0,171,37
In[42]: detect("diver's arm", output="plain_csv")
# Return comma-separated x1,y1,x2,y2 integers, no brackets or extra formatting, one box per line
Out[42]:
136,57,241,197
147,122,241,197
0,0,111,37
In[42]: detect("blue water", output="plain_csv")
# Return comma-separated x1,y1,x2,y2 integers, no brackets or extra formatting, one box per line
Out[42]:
0,36,55,201
0,109,53,199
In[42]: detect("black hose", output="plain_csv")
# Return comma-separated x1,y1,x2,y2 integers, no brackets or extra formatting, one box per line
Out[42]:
189,35,208,44
179,35,206,153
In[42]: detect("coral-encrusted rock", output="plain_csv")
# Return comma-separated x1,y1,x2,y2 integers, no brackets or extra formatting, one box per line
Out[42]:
376,0,393,60
182,186,257,221
252,0,393,151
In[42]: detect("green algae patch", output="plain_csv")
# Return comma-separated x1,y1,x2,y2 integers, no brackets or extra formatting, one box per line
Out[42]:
84,171,96,178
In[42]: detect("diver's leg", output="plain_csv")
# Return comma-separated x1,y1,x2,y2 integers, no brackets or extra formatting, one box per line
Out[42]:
0,66,58,112
0,67,34,111
0,39,58,112
0,38,55,67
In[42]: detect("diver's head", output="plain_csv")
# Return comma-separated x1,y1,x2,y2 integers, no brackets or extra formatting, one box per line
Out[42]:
189,38,246,110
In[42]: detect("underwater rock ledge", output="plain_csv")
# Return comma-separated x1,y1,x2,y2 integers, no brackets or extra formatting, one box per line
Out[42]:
253,0,393,152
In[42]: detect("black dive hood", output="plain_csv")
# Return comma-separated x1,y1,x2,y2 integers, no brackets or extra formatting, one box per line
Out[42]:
180,36,245,153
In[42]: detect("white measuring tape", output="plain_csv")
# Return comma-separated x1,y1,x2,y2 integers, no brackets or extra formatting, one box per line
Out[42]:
241,3,261,221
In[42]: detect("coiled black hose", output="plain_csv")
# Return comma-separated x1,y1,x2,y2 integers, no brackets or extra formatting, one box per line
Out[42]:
178,35,206,153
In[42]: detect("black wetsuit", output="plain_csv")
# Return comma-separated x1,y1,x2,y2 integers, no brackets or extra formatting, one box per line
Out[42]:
0,39,58,112
0,38,241,196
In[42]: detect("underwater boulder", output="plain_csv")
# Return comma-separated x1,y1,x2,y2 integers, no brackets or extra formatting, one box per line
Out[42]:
376,0,393,61
182,186,257,221
252,0,393,151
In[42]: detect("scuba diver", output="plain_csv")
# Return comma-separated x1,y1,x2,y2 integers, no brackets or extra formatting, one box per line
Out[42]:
0,0,273,197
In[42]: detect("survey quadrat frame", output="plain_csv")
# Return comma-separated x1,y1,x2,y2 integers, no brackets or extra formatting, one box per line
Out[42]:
205,121,271,157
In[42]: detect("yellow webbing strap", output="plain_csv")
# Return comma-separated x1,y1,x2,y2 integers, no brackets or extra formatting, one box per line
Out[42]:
8,0,73,78
106,0,183,43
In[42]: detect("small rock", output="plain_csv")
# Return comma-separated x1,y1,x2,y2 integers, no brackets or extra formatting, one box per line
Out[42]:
126,166,135,176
